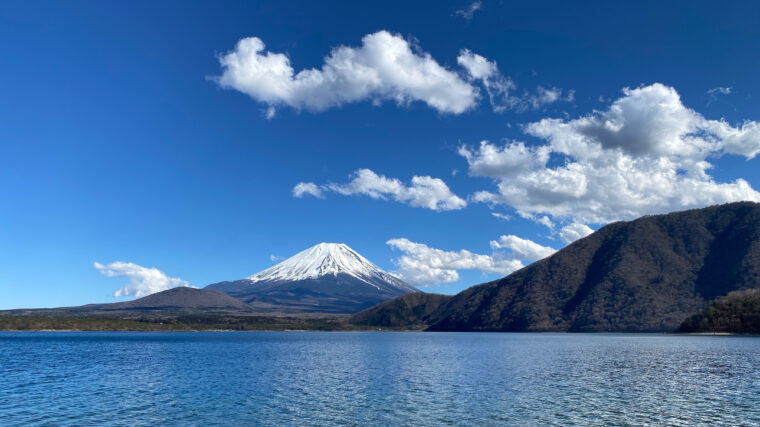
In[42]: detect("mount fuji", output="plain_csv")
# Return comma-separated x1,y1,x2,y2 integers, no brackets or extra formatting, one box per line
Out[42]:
206,243,419,313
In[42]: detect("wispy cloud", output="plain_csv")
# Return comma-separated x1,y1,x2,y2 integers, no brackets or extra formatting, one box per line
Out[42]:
457,49,573,113
522,86,575,111
455,1,483,21
707,86,732,105
491,212,511,221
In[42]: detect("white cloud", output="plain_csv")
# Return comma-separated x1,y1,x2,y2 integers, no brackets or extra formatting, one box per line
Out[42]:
292,182,324,198
214,31,573,117
386,236,555,286
269,254,284,262
457,50,572,113
264,106,276,120
457,49,515,113
456,50,497,81
459,140,549,177
524,86,575,111
705,119,760,159
214,31,478,115
454,1,482,20
559,223,594,244
387,238,523,285
534,215,554,229
296,168,466,211
94,261,190,298
489,235,557,260
491,212,511,221
708,86,732,96
707,86,732,105
462,83,760,224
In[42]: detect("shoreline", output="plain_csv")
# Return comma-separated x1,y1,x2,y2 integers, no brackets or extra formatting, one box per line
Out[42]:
0,316,755,335
1,328,754,335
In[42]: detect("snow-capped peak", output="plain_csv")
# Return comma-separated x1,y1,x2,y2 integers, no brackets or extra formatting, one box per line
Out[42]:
246,243,416,291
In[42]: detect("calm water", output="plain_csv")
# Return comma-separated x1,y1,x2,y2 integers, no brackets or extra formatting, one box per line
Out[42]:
1,332,759,426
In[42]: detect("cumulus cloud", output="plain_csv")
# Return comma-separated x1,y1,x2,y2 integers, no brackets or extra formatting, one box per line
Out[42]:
270,254,284,262
213,31,478,115
94,261,190,298
386,236,555,286
461,83,760,226
387,238,522,285
295,168,466,211
292,182,324,198
559,223,594,244
213,31,574,116
455,1,482,20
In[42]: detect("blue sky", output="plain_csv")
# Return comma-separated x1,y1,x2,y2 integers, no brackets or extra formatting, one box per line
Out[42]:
2,0,759,308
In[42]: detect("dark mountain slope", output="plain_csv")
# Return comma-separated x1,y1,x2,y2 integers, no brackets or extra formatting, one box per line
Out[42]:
349,293,452,328
208,274,413,314
0,287,257,317
428,202,760,332
83,287,253,312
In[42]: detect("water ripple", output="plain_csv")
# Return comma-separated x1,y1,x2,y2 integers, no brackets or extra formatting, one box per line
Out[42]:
1,332,759,426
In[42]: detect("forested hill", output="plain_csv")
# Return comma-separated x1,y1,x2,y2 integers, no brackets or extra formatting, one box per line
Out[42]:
428,202,760,332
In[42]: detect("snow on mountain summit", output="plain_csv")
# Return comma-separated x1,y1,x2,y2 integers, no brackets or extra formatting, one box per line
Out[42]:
205,242,419,313
246,243,416,292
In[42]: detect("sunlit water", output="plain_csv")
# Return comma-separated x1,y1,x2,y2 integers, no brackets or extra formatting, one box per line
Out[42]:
1,332,759,426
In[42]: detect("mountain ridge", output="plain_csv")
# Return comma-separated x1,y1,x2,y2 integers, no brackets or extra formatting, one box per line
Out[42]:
430,201,760,332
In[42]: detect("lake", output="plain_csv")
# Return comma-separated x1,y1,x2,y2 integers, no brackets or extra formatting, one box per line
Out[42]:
1,332,759,426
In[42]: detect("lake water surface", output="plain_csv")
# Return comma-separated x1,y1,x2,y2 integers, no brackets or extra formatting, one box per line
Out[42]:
1,332,759,426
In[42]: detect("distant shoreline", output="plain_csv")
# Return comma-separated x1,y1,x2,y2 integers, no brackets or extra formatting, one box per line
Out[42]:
0,315,399,333
3,330,756,336
1,315,757,335
0,321,754,335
